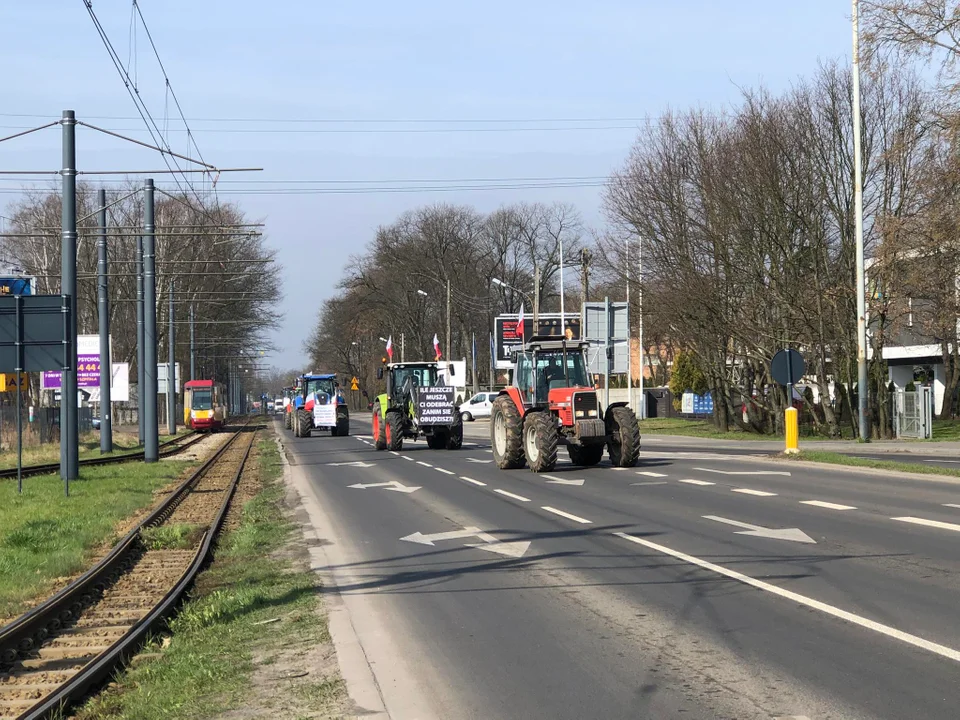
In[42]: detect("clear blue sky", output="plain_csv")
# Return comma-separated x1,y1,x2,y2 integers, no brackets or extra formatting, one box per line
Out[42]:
1,1,850,369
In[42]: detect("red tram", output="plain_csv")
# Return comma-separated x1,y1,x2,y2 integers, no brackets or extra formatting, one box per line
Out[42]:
184,379,227,431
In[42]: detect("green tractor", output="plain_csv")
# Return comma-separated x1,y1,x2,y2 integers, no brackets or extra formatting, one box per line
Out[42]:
371,361,463,451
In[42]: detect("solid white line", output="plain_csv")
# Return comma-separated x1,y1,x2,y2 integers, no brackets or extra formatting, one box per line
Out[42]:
636,471,667,477
678,478,715,486
801,500,857,511
416,461,433,468
614,532,960,663
493,489,531,502
695,467,791,476
541,506,593,524
943,503,960,509
460,476,486,486
892,516,960,533
703,514,762,531
732,488,777,497
435,468,455,475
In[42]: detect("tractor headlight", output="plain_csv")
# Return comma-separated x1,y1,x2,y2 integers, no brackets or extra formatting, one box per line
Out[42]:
575,410,584,418
588,409,598,417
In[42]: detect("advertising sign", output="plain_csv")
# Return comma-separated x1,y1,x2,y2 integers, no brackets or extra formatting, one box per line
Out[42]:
494,314,582,369
84,363,130,403
413,386,455,425
0,276,35,296
42,335,106,389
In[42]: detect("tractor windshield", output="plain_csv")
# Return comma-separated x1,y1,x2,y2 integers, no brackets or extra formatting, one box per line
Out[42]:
391,366,438,394
534,350,590,396
304,377,336,397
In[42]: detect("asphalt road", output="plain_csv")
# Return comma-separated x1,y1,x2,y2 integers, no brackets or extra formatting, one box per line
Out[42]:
284,416,960,720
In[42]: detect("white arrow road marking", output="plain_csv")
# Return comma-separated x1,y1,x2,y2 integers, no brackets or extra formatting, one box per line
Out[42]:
542,506,593,524
679,478,715,486
801,500,856,511
636,471,667,477
703,515,816,544
892,516,960,533
327,461,376,468
466,458,492,464
348,480,420,493
493,489,531,502
615,532,960,663
732,488,777,497
695,467,791,476
464,540,532,558
401,527,484,545
460,476,486,486
401,527,531,557
542,475,585,486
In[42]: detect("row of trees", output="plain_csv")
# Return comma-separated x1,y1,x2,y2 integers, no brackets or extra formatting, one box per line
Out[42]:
1,184,281,403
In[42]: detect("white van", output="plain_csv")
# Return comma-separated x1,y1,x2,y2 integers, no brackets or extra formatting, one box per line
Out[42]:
461,391,498,421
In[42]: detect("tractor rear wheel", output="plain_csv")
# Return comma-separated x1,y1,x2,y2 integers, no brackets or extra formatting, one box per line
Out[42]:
292,409,299,435
606,405,640,467
491,396,524,469
372,407,386,450
297,409,312,438
284,409,291,430
385,411,404,451
568,443,604,466
446,413,463,450
336,411,350,437
524,411,557,473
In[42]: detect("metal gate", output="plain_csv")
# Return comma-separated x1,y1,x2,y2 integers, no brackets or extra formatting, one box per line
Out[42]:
894,387,933,439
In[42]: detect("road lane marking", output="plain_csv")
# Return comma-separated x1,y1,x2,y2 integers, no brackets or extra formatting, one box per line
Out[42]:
390,451,400,456
435,468,455,475
892,516,960,533
543,475,585,486
924,459,960,463
541,506,592,524
943,503,960,509
402,456,414,461
678,478,715,486
349,480,420,493
466,458,492,464
614,532,960,663
631,481,669,486
801,500,856,511
460,476,486,486
732,488,777,497
703,515,815,543
636,471,667,477
493,489,531,502
695,467,791,476
416,461,433,468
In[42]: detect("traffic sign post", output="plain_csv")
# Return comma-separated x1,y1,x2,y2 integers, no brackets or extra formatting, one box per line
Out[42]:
771,349,805,455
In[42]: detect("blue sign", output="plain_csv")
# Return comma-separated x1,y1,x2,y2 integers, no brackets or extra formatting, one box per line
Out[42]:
0,276,34,296
692,393,713,415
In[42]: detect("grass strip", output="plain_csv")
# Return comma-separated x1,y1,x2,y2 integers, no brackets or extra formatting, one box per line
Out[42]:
0,460,190,619
0,429,191,470
77,435,344,719
782,450,960,478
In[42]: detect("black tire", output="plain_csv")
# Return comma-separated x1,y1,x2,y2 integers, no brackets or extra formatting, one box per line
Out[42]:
461,411,473,422
292,408,299,436
297,409,312,438
427,432,446,450
446,413,463,450
568,443,604,466
523,411,558,473
372,407,387,450
284,409,291,430
606,405,640,467
336,410,350,437
386,411,404,451
491,396,525,469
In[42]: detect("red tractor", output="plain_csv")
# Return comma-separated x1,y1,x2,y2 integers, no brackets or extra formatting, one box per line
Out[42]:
491,337,640,472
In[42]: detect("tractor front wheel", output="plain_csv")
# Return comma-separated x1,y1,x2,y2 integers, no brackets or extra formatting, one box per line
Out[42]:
523,411,558,473
372,407,386,450
297,409,312,438
385,411,404,451
491,396,524,469
606,406,640,467
568,443,604,466
284,409,291,430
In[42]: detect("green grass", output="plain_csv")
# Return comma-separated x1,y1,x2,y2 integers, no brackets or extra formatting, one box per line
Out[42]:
0,429,191,471
77,435,344,720
0,460,190,619
931,419,960,442
783,450,960,478
140,523,204,551
639,417,764,440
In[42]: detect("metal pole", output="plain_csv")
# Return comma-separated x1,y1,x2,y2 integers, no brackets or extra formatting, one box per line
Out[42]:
60,110,79,485
16,296,23,493
605,295,611,410
852,0,869,442
136,234,144,445
401,332,405,363
189,303,196,380
533,264,540,329
638,235,645,419
446,278,451,361
143,179,159,462
97,188,113,453
168,280,176,435
626,237,632,412
559,238,565,330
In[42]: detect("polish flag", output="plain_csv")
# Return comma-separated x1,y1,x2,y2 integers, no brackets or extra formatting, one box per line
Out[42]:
386,335,393,360
517,303,525,338
433,333,442,360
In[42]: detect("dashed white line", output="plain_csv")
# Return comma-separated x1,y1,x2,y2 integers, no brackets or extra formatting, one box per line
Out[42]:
636,471,667,478
695,467,791,476
493,488,531,502
390,451,400,456
943,503,960,509
402,456,414,462
435,468,455,475
800,500,856,511
678,478,715,486
892,516,960,533
541,506,593,524
732,488,777,497
460,476,486,486
416,461,433,468
614,531,960,663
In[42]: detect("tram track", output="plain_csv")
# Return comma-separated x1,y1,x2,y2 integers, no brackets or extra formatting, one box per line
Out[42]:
0,419,262,719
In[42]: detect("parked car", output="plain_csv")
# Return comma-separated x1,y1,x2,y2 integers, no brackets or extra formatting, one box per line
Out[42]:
460,392,498,421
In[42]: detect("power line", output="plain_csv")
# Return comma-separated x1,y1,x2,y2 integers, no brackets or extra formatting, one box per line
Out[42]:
0,112,680,124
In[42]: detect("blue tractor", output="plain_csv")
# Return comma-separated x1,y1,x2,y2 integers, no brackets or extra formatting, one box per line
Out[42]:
292,373,350,438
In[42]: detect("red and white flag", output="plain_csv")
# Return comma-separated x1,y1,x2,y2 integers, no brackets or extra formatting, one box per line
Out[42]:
517,303,525,338
385,335,393,360
433,333,442,360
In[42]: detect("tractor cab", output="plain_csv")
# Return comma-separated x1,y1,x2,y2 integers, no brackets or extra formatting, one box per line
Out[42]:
372,360,462,451
380,362,440,404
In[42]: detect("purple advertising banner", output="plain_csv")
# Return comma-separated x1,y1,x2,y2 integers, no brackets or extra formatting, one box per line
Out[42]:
41,335,105,389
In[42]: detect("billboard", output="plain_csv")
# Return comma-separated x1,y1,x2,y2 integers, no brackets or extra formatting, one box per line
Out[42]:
494,313,581,369
42,335,107,389
0,276,35,296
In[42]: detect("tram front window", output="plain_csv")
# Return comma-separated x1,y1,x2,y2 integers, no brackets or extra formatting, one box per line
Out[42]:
191,389,213,410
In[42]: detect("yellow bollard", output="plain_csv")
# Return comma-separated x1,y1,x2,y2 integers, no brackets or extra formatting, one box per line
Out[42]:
784,407,799,454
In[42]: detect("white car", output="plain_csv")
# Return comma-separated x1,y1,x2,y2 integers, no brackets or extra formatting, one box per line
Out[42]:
461,391,498,421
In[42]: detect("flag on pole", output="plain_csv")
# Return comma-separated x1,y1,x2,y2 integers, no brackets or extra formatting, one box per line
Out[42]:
517,303,525,338
385,335,393,360
433,333,442,360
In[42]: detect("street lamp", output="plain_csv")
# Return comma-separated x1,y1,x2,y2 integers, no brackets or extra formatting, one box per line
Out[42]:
417,289,428,297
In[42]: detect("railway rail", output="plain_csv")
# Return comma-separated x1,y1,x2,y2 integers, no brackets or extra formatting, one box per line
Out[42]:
0,419,262,719
0,430,206,481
